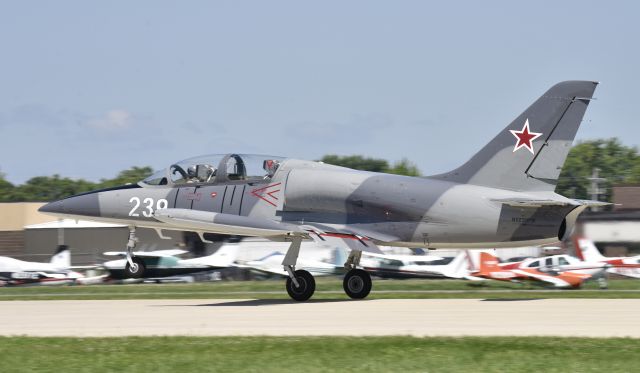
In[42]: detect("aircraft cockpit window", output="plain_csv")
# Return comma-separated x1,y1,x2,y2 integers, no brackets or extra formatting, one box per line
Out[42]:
142,170,168,186
238,154,284,181
527,260,540,268
141,154,285,186
163,155,225,186
172,163,217,184
225,156,246,181
219,154,286,183
558,257,569,266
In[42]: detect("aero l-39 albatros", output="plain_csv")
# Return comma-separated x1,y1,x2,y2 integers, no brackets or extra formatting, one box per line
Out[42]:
40,81,604,301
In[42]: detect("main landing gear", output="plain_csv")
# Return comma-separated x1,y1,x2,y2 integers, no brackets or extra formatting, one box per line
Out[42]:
281,240,371,301
282,236,316,301
343,250,372,299
124,226,146,278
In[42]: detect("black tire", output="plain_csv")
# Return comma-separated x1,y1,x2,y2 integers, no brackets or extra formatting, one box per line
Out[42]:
124,256,146,278
343,269,372,299
286,270,316,301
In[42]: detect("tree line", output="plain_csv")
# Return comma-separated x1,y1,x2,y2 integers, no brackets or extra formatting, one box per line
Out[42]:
0,138,638,203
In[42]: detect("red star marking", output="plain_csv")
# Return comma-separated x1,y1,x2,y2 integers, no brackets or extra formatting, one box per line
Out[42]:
251,183,281,207
509,119,542,154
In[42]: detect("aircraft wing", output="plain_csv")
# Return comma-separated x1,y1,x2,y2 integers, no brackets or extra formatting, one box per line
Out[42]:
103,249,188,257
154,208,390,254
154,209,306,238
509,269,588,287
608,267,640,278
305,229,389,254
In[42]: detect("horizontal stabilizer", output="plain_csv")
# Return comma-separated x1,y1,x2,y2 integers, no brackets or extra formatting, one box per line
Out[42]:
491,198,573,207
492,198,610,208
572,199,612,208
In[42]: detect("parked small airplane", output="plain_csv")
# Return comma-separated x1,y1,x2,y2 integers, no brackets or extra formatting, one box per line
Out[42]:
40,81,604,300
236,247,346,277
360,252,467,279
102,246,237,280
470,251,607,288
0,246,83,286
574,236,640,278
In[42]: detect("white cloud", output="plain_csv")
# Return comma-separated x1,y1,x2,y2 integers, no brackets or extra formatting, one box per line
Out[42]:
87,109,133,130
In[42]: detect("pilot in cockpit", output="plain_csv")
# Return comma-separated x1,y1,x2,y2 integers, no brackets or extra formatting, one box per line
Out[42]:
187,166,198,182
263,159,280,178
187,164,217,183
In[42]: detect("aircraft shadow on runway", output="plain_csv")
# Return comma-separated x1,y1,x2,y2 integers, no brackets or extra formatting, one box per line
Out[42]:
481,298,543,302
153,299,363,307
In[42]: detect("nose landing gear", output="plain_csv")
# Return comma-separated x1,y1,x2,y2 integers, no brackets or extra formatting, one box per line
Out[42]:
124,226,146,278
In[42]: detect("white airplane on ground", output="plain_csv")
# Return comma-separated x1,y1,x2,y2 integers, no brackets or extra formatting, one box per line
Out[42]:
360,251,468,279
236,247,347,277
102,246,238,280
574,236,640,278
0,246,85,286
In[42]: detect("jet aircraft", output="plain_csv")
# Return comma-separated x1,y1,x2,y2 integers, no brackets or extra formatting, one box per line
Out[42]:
40,81,604,300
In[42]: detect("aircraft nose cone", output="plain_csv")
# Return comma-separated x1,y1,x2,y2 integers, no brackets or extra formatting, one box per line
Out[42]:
38,193,100,217
39,200,64,214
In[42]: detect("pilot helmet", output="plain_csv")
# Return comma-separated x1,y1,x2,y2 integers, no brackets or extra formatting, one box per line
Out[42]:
263,159,280,176
187,165,197,178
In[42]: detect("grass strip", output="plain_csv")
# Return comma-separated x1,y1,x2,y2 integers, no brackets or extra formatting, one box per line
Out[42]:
0,336,638,372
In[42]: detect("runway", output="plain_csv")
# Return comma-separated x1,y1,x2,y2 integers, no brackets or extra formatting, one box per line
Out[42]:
1,298,638,338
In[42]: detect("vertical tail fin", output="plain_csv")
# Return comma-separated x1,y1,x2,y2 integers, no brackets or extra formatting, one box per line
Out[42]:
573,236,605,261
442,252,470,278
50,245,71,268
477,252,500,275
431,81,598,192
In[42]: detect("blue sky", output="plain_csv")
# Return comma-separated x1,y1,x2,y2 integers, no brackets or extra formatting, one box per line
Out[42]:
1,1,638,183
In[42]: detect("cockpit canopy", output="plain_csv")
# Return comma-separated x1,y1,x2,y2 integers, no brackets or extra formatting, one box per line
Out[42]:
142,154,286,186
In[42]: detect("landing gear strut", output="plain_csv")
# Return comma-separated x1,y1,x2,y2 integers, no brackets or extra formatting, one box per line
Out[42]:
124,226,146,278
343,250,372,299
282,236,316,301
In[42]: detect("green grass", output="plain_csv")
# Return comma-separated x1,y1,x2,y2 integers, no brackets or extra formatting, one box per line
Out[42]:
1,277,640,300
0,336,638,372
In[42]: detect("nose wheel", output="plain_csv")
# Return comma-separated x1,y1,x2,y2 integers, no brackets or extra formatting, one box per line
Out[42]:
125,256,146,278
123,226,146,278
285,269,316,301
343,268,372,299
